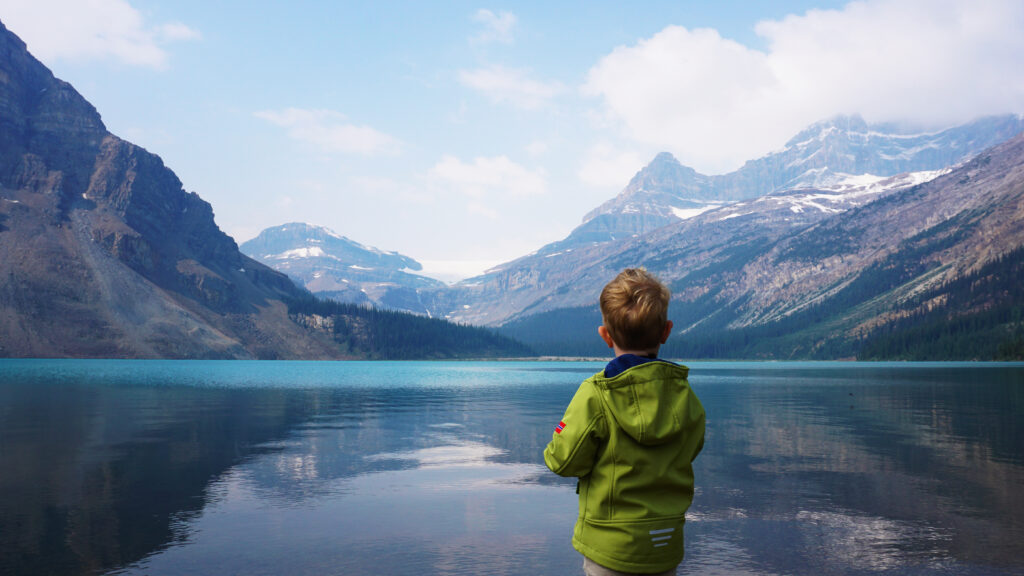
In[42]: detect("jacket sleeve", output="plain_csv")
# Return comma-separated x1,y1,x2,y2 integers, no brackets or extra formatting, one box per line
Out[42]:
543,380,605,478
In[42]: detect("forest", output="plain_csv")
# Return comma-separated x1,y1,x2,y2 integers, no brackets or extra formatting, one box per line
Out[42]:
286,296,535,360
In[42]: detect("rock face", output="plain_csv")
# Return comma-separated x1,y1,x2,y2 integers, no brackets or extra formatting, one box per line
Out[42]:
0,21,342,358
241,223,444,314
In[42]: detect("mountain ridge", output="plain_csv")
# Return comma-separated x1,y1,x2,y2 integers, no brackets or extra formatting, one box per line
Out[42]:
498,132,1024,359
558,113,1024,251
406,113,1020,329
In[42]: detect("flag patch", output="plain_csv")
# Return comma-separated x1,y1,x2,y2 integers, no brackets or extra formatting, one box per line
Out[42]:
555,421,566,434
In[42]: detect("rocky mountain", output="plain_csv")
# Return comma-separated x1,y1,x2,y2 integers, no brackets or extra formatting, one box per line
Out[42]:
419,114,1023,331
499,132,1024,359
0,21,526,360
428,166,952,327
241,223,444,314
559,114,1024,249
0,21,348,358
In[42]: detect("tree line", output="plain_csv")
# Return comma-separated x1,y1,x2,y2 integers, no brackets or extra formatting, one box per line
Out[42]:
286,295,535,360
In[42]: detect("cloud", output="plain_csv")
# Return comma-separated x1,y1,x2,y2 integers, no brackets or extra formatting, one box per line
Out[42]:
430,155,547,199
459,65,566,110
0,0,199,69
583,0,1024,174
525,140,549,157
471,9,517,44
577,143,647,190
418,259,505,284
255,108,403,156
158,22,201,42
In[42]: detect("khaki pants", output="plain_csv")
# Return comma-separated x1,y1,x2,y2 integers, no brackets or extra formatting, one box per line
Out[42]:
583,556,678,576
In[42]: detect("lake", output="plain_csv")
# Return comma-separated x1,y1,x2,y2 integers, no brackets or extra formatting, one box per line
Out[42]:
0,360,1021,575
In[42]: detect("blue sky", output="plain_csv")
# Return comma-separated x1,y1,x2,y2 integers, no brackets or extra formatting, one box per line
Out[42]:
2,0,1022,281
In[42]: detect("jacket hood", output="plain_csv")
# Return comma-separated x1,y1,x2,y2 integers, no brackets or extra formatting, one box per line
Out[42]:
595,361,695,446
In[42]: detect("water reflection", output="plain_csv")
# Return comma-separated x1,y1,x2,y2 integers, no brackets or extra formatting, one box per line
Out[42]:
109,383,579,576
686,363,1024,575
0,360,1021,575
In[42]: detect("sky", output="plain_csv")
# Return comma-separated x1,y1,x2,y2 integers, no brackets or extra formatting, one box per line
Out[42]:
1,0,1023,282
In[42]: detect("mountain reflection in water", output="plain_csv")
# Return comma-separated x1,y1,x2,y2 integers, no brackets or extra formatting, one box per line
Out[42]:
0,360,1021,575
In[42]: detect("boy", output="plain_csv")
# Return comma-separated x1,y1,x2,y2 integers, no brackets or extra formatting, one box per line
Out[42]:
544,268,706,576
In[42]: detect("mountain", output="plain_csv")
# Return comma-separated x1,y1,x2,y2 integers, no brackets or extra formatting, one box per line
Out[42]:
0,21,527,360
241,222,444,314
0,21,334,358
499,133,1024,360
428,167,951,327
559,114,1024,250
420,114,1023,330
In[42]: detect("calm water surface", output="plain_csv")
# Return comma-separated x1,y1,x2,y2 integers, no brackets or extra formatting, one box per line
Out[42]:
0,360,1021,575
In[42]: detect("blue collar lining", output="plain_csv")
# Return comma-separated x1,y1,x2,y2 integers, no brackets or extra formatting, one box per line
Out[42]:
603,354,675,378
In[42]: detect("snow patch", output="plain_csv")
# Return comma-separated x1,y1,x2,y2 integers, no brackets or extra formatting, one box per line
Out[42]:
274,246,328,259
671,205,718,220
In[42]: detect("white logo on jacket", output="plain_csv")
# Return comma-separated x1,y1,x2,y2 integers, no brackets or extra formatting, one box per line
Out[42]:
649,527,674,548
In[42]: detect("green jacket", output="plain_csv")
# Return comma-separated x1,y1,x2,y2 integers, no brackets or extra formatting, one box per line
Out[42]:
543,360,705,573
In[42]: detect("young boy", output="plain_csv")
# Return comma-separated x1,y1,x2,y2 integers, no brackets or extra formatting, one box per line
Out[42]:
544,268,706,576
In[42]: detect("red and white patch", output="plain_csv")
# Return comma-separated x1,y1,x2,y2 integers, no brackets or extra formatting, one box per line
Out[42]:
555,421,566,434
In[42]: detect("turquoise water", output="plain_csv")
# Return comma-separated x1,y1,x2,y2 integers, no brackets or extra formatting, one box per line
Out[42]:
1,360,1021,575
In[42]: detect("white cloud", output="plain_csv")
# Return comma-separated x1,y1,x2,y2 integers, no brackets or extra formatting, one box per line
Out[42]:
471,9,517,44
583,0,1024,174
0,0,199,69
255,108,403,156
158,22,201,42
525,140,549,157
466,201,500,220
418,259,504,284
430,155,547,198
459,65,566,110
578,142,648,189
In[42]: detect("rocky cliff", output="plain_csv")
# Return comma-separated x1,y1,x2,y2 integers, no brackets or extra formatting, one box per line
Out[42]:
0,21,343,358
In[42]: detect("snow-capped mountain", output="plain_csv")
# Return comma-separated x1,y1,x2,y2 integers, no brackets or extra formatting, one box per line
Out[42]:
495,132,1024,359
428,165,954,326
562,114,1024,250
240,223,444,313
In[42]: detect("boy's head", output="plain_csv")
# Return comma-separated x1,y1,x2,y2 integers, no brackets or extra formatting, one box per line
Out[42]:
599,268,672,354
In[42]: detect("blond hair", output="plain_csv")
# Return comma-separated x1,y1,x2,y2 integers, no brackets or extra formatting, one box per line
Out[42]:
599,268,670,351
